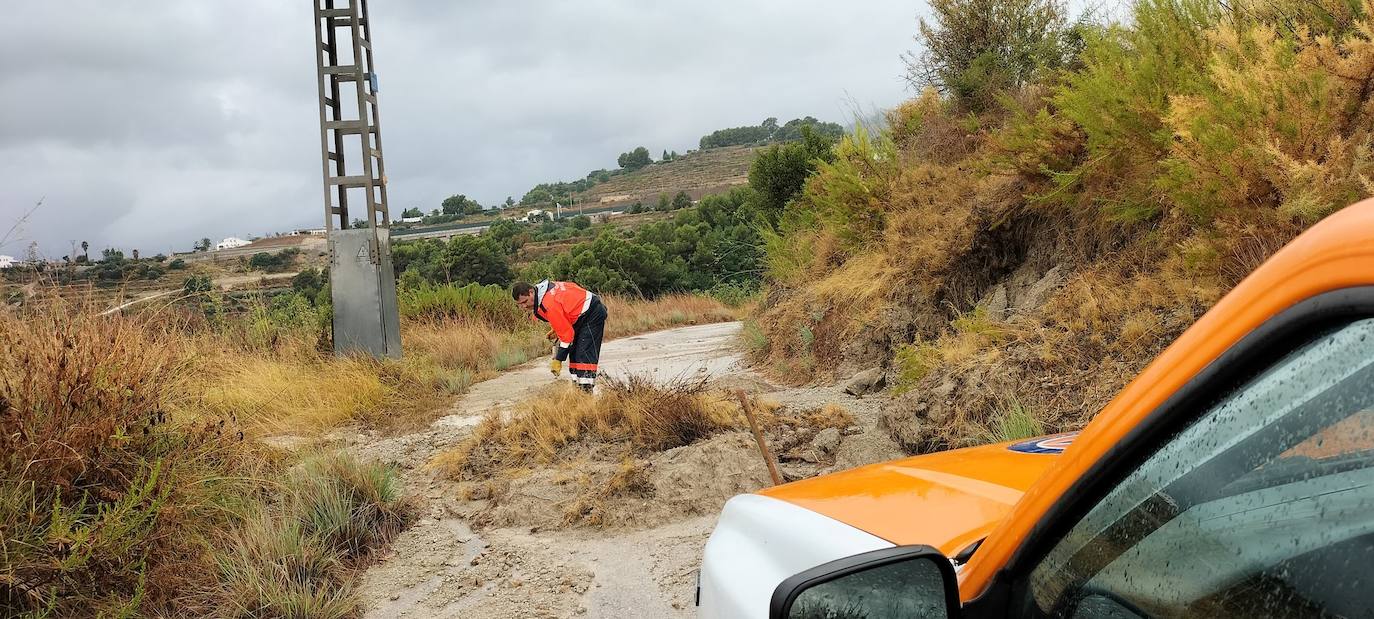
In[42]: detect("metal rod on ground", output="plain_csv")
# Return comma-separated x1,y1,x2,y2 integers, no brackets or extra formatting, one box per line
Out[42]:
735,390,783,486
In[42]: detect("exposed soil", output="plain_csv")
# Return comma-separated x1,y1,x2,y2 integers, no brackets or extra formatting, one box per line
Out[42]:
346,322,903,618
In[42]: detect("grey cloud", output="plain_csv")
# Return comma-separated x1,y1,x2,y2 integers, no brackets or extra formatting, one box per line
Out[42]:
0,1,923,258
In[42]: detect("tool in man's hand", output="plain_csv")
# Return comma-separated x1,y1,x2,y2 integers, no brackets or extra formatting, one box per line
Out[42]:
550,358,562,377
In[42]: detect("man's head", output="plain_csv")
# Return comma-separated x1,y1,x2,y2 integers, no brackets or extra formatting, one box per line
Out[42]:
511,282,536,310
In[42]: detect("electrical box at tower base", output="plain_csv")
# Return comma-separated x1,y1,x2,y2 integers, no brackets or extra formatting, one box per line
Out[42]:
329,227,401,358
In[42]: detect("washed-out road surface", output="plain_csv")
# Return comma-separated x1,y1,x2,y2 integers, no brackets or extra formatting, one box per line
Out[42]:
349,321,901,618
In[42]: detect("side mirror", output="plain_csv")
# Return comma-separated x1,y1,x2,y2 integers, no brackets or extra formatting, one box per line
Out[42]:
770,545,960,619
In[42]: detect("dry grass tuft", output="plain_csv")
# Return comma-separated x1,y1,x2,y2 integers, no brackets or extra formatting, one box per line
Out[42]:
198,354,391,434
210,451,411,616
437,375,740,479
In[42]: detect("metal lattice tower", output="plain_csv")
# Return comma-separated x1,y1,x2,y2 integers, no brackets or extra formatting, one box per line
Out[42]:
312,0,401,358
314,0,388,230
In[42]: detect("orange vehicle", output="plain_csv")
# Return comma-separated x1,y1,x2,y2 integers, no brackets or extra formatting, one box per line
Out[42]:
697,199,1374,618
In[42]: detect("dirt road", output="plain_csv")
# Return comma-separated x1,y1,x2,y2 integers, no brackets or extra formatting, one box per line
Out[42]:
351,321,902,618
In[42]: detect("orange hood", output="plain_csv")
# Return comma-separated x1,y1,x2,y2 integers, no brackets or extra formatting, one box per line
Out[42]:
760,433,1076,556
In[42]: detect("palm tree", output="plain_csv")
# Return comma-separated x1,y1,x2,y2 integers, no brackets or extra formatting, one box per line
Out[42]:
132,249,140,260
80,240,88,260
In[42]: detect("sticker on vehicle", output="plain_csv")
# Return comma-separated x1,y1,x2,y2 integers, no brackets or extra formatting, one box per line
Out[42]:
1008,432,1079,454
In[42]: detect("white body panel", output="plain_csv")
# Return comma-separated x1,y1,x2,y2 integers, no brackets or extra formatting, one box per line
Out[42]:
697,494,893,618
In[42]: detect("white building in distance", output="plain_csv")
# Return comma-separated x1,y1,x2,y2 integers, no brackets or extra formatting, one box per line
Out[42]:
0,255,15,269
216,237,251,251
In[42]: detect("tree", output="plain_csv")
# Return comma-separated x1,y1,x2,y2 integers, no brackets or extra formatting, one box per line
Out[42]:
402,207,423,218
617,146,652,171
657,194,671,211
80,240,89,260
101,248,124,263
663,150,671,162
697,116,843,149
195,238,212,252
904,0,1070,111
505,196,516,209
131,249,140,260
442,194,483,215
485,219,528,253
748,125,839,221
351,218,368,228
671,191,693,210
438,236,512,286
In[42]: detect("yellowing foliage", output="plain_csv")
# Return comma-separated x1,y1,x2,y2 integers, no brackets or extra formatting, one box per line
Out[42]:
757,0,1374,445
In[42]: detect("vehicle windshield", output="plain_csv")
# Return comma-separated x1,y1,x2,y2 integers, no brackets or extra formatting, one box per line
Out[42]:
1031,318,1374,617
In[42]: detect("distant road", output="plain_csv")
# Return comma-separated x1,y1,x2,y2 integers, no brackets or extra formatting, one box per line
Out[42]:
390,203,628,241
391,223,489,241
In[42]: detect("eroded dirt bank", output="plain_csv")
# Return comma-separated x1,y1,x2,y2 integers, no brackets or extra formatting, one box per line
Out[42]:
347,322,902,618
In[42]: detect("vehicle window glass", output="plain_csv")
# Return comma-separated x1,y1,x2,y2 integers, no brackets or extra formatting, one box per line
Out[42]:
1029,318,1374,617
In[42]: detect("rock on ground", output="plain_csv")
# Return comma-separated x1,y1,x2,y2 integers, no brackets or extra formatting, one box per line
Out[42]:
842,367,886,396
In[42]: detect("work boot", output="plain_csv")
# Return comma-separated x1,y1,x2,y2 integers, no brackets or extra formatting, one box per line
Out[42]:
579,383,594,394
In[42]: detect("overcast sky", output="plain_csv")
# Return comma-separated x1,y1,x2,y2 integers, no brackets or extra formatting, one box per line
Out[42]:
1,1,923,259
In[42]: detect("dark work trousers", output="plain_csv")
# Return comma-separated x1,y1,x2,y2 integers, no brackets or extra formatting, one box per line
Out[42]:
568,296,607,391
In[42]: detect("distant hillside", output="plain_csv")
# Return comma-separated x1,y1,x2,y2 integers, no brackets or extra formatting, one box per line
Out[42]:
570,145,756,207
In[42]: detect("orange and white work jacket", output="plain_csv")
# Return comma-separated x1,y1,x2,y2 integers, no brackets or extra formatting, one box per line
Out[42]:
532,279,594,356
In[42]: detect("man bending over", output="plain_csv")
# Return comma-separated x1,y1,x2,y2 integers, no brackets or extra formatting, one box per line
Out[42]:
512,279,607,392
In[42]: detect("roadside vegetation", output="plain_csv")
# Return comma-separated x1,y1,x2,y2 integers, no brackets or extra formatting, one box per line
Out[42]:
1,276,735,615
0,304,411,617
750,0,1374,452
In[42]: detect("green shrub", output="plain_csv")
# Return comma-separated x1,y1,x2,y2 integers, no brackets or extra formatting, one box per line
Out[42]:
183,274,213,295
1044,0,1221,219
749,125,839,221
892,342,941,394
740,320,770,358
212,452,410,618
906,0,1072,111
398,282,527,328
248,248,301,273
288,452,410,560
708,281,759,307
392,235,512,287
